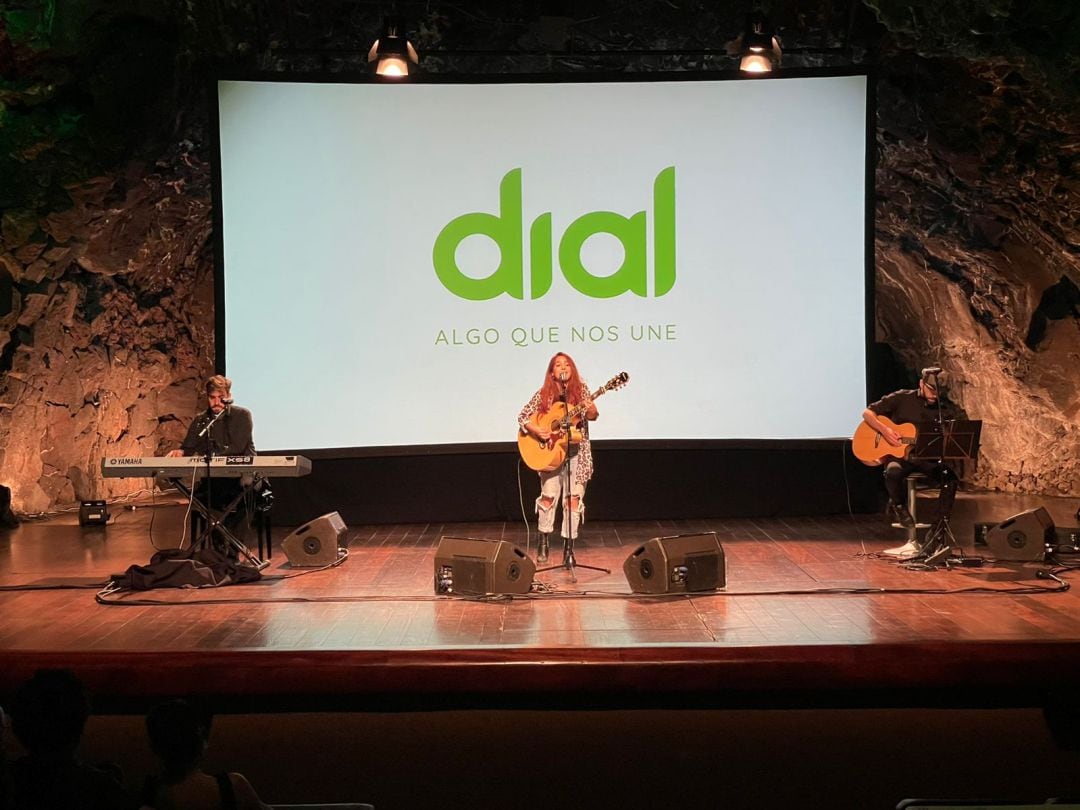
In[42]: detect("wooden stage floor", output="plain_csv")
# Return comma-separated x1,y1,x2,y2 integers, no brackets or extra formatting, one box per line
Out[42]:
2,492,1080,711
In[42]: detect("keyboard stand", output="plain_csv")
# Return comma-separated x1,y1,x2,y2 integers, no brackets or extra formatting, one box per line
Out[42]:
171,477,269,571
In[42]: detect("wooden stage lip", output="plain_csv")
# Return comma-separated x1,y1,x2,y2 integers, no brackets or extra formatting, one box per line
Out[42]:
3,641,1079,710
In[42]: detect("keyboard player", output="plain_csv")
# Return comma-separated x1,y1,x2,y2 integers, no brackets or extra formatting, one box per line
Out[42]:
167,374,259,556
168,374,254,459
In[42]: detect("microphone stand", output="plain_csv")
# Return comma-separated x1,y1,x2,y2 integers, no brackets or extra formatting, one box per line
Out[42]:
916,370,960,568
195,408,226,552
536,378,610,584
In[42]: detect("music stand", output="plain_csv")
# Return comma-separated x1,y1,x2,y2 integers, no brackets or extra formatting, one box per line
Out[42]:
912,419,982,467
911,419,982,567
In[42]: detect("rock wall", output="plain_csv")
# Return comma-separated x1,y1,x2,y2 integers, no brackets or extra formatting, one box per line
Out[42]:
875,53,1080,494
0,149,215,513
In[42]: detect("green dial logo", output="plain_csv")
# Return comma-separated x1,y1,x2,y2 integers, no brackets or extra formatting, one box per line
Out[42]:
433,167,676,300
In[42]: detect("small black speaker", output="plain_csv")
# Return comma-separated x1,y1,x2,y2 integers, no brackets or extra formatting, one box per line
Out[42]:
624,532,726,594
985,507,1054,561
79,500,109,526
281,512,347,566
434,537,535,596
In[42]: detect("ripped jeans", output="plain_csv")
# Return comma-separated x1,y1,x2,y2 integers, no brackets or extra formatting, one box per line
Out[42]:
537,455,586,539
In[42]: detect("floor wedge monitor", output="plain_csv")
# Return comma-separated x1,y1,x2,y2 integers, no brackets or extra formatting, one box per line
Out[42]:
985,506,1054,561
624,532,726,594
281,511,347,566
434,536,535,596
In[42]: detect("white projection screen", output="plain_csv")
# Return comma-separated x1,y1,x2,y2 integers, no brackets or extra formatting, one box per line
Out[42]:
215,73,871,453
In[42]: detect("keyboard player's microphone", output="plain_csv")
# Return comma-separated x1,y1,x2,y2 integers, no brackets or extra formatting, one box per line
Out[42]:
197,408,227,438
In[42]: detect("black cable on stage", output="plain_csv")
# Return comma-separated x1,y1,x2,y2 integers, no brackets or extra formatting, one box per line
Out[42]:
91,547,350,602
840,436,872,554
92,574,1069,607
0,582,112,591
515,456,533,558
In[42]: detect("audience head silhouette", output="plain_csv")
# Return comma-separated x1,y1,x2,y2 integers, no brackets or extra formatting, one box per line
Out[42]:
11,668,90,757
146,699,212,779
8,669,135,810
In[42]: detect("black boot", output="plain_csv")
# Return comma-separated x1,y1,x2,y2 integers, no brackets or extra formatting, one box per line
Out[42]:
887,500,916,529
537,533,550,564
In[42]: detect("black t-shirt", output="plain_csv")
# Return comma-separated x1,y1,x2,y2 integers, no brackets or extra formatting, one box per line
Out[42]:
180,406,255,456
867,389,964,427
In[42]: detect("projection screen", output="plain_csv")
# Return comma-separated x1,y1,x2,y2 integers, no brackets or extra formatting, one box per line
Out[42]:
215,73,870,452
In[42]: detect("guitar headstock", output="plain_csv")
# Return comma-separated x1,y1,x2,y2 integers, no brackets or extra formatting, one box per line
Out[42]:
601,372,630,393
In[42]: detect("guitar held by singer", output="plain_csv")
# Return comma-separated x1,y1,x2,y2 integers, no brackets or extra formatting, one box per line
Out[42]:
851,416,917,466
518,372,629,472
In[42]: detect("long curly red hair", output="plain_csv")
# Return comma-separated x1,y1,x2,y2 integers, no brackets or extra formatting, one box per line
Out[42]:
539,353,587,412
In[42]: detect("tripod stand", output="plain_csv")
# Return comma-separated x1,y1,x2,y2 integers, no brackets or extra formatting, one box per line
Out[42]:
536,385,609,584
177,474,267,570
917,482,960,567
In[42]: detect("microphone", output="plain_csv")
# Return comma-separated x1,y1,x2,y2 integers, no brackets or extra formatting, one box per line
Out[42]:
197,411,221,438
196,401,231,438
559,371,569,383
922,367,942,375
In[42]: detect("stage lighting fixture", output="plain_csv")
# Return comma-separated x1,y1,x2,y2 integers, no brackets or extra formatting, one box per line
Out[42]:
368,17,419,77
738,12,781,74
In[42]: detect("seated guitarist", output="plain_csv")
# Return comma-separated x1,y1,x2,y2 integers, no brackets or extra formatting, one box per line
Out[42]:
862,368,963,538
518,353,599,564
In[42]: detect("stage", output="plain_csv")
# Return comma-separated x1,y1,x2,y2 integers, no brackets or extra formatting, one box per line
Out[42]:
2,491,1080,713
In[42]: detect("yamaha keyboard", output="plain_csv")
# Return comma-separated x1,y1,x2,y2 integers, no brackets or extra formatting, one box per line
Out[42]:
102,455,312,478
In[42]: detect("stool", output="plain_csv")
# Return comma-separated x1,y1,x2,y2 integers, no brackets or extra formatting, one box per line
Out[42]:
898,473,934,542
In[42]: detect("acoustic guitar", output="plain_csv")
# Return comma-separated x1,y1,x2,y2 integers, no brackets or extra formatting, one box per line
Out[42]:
851,416,917,466
518,372,629,472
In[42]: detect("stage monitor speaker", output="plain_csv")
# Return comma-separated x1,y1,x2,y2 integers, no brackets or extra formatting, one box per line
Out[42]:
79,500,109,526
985,506,1054,561
434,536,535,596
623,532,726,594
281,511,347,566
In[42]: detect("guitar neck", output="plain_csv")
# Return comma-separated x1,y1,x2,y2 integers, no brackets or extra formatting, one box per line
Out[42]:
564,385,609,422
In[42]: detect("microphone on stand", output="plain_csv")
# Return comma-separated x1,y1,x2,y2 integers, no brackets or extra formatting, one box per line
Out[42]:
197,414,216,439
197,406,229,438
